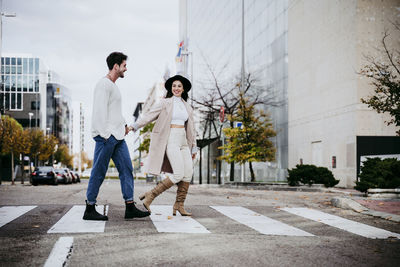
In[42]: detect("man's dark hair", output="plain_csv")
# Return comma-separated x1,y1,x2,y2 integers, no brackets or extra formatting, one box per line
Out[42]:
106,52,128,70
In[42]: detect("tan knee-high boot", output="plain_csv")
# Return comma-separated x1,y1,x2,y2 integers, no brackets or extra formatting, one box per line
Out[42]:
139,178,174,213
173,181,192,216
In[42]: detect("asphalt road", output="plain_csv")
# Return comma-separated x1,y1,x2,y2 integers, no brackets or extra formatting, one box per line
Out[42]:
0,179,399,267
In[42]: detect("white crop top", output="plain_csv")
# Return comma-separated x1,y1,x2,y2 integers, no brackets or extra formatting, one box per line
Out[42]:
170,96,188,125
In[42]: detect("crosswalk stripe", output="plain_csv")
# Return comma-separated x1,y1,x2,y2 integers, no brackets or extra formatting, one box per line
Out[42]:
43,236,74,267
281,207,400,239
0,206,37,228
211,206,314,236
149,205,210,233
47,205,108,233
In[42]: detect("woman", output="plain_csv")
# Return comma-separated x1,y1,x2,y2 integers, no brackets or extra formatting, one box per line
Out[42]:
130,75,197,216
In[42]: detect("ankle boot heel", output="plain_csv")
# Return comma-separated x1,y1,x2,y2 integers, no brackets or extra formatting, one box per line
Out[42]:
173,209,177,216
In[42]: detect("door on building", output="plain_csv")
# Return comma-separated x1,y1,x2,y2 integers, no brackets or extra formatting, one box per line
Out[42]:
312,141,323,167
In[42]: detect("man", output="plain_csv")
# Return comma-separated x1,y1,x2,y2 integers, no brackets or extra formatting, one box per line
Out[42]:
83,52,150,220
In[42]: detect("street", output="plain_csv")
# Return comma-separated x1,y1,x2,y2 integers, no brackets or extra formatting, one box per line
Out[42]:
0,179,399,267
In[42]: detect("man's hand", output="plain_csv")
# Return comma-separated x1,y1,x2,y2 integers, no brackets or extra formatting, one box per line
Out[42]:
125,125,130,136
192,153,197,160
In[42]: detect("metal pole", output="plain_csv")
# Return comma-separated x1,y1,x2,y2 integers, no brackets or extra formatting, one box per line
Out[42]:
240,0,245,183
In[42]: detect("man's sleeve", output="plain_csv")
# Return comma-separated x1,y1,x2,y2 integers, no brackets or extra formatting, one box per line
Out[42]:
92,81,110,137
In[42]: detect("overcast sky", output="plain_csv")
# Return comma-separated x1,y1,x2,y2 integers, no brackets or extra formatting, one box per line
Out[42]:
2,0,179,159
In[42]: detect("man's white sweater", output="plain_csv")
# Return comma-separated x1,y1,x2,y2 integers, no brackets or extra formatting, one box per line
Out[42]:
91,77,126,140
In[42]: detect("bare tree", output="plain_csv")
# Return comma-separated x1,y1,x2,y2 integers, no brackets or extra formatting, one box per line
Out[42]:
193,59,282,182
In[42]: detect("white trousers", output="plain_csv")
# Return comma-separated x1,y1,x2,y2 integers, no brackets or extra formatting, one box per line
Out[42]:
166,128,193,184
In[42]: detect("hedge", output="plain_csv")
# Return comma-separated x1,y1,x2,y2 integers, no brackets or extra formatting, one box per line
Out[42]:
355,157,400,192
287,164,339,187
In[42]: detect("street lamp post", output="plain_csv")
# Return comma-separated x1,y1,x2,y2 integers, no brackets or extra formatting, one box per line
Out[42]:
0,1,16,113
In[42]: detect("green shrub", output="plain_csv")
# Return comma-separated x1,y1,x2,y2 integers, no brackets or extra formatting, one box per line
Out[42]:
287,164,339,187
355,157,400,192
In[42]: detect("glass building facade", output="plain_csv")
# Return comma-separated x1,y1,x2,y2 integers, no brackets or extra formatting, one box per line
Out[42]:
47,83,72,147
184,0,288,181
0,55,42,128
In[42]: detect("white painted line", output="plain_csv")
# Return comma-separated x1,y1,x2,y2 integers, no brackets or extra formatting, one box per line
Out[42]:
0,206,37,228
211,206,314,236
43,236,73,267
150,205,210,234
48,205,108,233
281,207,400,239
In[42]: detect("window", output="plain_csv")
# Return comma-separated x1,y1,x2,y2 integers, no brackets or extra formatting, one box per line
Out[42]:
11,76,16,92
29,58,33,74
11,93,16,109
17,76,22,91
31,100,40,110
35,58,39,74
17,93,21,109
5,57,10,65
23,58,27,73
34,76,39,92
23,76,28,92
17,58,22,65
29,76,33,92
11,58,16,65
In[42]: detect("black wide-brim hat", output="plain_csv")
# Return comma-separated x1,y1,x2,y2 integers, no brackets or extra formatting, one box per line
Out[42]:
165,75,192,92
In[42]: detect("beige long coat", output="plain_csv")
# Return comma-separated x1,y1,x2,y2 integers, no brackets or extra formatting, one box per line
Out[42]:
135,97,197,175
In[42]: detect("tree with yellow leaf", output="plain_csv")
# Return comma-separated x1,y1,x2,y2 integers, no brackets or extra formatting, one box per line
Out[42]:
0,115,23,184
54,144,73,168
39,134,58,163
219,93,277,182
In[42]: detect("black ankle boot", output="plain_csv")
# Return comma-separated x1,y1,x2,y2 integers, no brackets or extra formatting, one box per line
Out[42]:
125,202,150,219
83,201,108,221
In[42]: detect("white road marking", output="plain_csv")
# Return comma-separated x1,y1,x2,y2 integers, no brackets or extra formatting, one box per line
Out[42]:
43,236,73,267
47,205,108,233
211,206,314,236
0,206,37,228
149,205,210,234
281,207,400,239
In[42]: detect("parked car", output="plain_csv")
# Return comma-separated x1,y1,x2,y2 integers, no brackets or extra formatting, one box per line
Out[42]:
69,170,78,183
72,171,81,183
62,168,73,184
31,166,58,186
54,168,71,184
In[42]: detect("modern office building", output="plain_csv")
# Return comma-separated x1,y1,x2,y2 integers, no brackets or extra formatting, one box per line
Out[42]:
180,0,399,187
46,83,72,147
0,54,73,149
288,0,400,187
0,54,47,130
180,0,289,182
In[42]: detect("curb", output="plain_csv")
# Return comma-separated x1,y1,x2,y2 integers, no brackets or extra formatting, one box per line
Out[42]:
331,197,400,223
197,183,365,196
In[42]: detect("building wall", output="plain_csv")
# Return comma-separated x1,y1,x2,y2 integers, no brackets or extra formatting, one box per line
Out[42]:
288,0,399,187
1,54,47,129
184,0,289,182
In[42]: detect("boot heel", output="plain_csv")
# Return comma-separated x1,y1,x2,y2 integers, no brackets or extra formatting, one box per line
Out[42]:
172,209,177,216
139,194,145,201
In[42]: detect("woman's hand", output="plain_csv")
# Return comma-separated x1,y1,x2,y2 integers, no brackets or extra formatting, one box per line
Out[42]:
192,153,197,159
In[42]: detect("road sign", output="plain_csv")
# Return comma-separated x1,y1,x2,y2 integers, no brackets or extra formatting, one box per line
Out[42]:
219,106,225,123
234,121,242,128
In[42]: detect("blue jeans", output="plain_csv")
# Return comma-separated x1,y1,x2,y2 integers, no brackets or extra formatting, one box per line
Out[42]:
86,135,134,205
